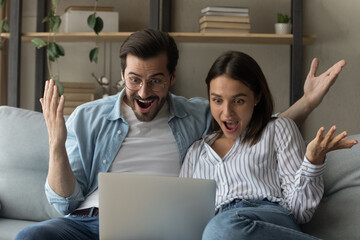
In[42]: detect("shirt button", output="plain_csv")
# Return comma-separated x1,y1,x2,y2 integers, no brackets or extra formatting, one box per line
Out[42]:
304,166,308,170
103,160,107,164
222,182,226,186
117,130,121,135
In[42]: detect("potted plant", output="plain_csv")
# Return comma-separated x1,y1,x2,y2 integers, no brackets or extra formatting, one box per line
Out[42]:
275,13,291,34
31,0,104,96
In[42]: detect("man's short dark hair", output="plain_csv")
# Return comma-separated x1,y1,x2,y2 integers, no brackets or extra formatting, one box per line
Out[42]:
120,29,179,75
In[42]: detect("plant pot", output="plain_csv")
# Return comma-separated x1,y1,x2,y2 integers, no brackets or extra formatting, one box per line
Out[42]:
275,23,292,34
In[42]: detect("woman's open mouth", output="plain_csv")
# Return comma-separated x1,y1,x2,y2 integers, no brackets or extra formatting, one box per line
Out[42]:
223,121,239,133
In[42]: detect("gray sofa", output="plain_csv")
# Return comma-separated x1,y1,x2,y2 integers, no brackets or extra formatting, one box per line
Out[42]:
0,105,359,239
0,106,62,240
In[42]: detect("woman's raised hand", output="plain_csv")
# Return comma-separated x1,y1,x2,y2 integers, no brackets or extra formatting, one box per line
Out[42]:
306,126,358,165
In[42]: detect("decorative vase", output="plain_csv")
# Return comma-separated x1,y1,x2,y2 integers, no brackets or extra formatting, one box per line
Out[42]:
275,23,292,34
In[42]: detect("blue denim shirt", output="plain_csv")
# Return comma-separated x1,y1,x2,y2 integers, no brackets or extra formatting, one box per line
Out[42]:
45,89,212,215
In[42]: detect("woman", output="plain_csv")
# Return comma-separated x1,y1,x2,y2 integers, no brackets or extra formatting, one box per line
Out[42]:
180,51,357,240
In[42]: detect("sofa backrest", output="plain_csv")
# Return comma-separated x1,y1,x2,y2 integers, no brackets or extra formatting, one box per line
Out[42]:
301,134,360,239
0,106,62,221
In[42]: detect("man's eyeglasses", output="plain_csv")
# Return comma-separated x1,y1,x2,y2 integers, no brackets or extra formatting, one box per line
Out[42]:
124,75,171,92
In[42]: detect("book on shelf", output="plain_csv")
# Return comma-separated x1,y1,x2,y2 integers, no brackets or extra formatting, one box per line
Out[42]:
198,6,251,35
199,28,250,34
63,93,94,115
63,93,95,101
202,11,249,17
62,82,96,115
63,95,94,115
62,88,96,94
201,6,249,14
65,6,115,13
200,21,251,30
199,15,250,24
62,82,96,90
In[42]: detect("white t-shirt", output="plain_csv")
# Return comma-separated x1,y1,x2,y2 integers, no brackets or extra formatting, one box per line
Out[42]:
77,100,180,210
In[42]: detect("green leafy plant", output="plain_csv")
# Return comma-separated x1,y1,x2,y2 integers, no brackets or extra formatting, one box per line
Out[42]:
277,13,291,23
88,0,103,63
0,0,9,51
31,0,64,94
30,0,103,94
28,0,103,94
0,18,9,33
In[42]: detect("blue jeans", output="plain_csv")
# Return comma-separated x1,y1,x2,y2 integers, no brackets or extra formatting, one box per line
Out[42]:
15,215,99,240
202,199,320,240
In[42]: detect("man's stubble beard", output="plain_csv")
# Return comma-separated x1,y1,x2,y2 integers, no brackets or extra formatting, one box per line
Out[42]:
126,93,168,122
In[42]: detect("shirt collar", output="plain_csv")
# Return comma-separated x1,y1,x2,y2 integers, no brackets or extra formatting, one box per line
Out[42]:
107,89,126,121
167,93,188,120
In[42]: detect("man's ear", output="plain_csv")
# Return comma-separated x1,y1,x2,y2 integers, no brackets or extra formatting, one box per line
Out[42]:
170,70,176,86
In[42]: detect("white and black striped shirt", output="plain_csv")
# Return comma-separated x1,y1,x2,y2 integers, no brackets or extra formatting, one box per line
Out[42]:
180,117,325,224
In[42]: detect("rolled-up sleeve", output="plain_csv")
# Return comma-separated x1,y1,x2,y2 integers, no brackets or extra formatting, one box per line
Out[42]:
45,178,85,215
44,108,89,215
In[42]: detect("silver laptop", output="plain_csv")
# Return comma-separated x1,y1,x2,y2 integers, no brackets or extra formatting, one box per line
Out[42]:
98,173,216,240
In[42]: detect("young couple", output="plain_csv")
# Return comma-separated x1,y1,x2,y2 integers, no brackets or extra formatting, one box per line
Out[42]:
16,29,356,240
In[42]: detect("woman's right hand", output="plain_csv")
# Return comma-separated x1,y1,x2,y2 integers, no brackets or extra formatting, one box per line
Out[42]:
39,79,67,148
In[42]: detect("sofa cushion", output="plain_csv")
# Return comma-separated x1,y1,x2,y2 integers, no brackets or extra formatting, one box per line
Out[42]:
0,106,62,221
301,134,360,239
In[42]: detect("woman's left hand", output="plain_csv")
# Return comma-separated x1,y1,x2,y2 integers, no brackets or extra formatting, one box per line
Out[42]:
306,126,358,165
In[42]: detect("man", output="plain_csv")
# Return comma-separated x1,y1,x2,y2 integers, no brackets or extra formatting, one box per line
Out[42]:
16,29,346,240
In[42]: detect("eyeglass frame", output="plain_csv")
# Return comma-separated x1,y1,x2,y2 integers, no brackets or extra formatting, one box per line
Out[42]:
123,73,173,92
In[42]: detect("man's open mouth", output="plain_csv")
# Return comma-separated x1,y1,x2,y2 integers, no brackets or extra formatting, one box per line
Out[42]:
136,98,155,111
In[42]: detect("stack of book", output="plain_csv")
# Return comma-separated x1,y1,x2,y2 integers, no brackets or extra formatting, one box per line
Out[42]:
62,82,96,115
199,6,250,33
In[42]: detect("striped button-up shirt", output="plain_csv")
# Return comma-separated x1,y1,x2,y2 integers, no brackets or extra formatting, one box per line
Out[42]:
180,117,325,224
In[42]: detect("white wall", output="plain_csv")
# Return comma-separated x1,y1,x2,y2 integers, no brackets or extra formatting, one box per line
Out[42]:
19,0,360,139
302,0,360,138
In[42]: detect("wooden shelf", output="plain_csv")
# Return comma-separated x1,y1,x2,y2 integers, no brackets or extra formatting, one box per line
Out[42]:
1,32,316,45
170,32,316,45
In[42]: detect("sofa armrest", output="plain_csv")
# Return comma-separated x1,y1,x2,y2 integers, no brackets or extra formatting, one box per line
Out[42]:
0,106,62,221
301,134,360,239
